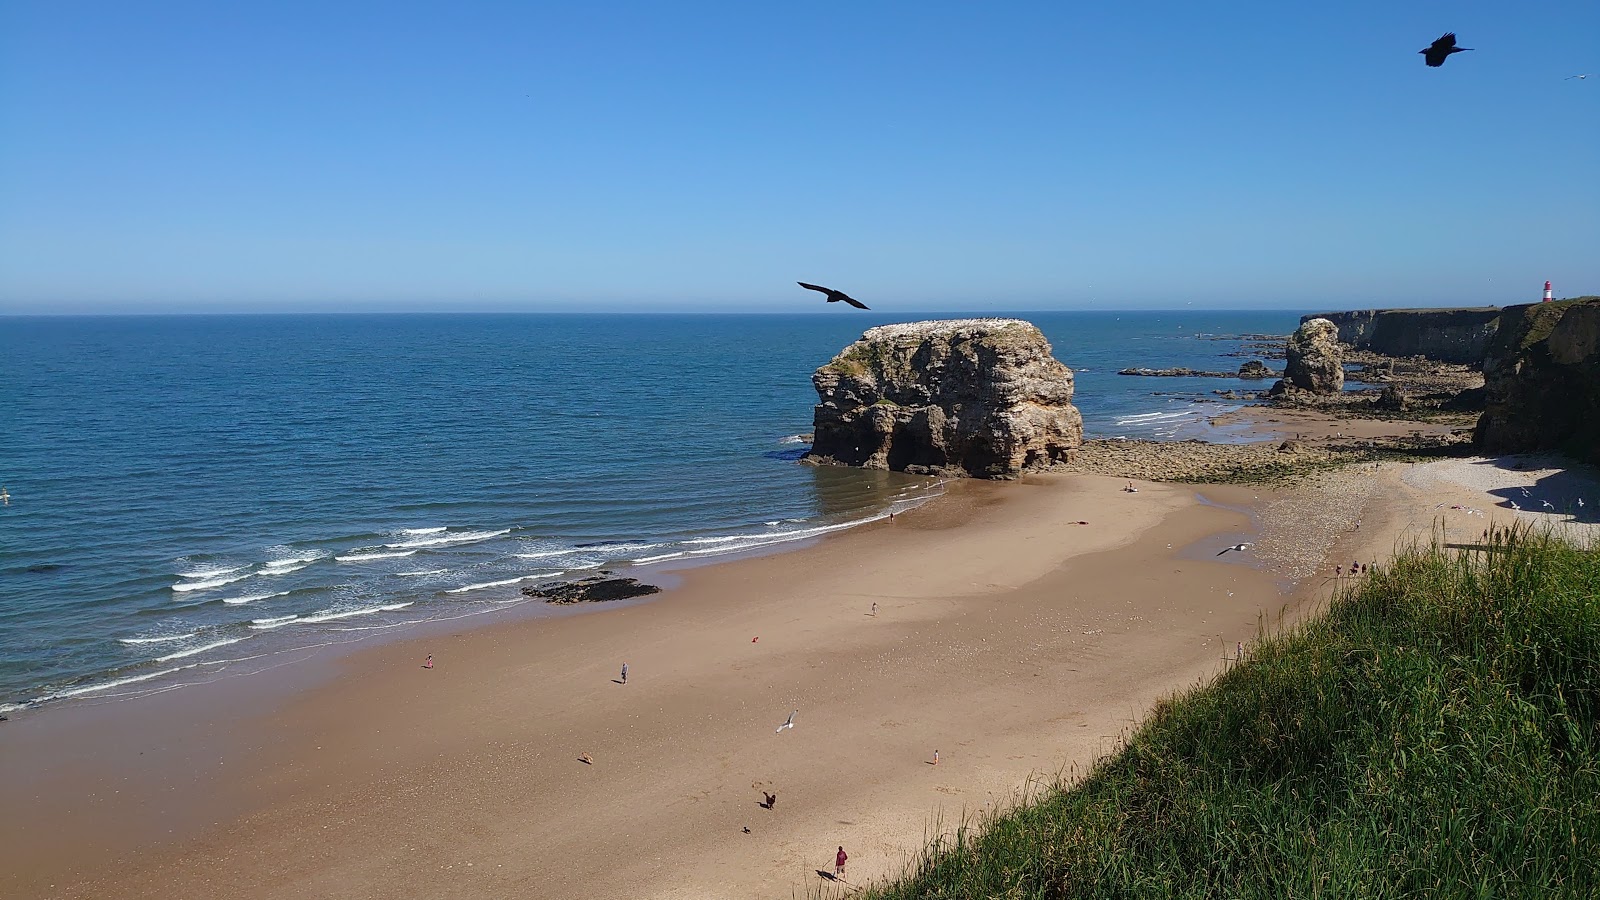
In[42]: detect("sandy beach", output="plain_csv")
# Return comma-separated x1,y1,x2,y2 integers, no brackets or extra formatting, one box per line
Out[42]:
3,445,1596,899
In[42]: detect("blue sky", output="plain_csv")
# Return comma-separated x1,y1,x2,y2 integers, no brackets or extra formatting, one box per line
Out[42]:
1,0,1595,314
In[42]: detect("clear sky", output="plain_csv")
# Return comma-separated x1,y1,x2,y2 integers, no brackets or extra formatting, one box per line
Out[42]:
1,0,1595,314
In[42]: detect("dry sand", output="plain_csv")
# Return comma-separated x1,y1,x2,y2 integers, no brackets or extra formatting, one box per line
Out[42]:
3,448,1596,899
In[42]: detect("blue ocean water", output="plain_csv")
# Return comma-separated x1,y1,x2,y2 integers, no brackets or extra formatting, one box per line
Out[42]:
0,311,1302,711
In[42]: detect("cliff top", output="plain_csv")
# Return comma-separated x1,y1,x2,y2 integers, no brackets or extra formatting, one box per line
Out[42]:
823,318,1049,377
857,318,1037,342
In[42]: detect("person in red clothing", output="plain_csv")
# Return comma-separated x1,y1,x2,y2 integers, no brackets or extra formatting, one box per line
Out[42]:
835,846,848,878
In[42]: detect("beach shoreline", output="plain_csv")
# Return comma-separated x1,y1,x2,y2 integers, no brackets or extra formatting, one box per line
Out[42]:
4,417,1594,899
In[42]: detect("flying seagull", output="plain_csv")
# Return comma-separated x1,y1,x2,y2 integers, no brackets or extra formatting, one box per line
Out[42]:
1420,33,1472,67
776,709,797,733
1541,500,1555,510
798,282,870,310
1566,74,1591,80
1216,543,1254,556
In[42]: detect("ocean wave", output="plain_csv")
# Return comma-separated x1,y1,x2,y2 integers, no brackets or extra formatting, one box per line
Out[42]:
335,550,417,562
221,591,290,605
171,572,251,592
155,638,247,662
396,569,449,577
297,602,414,624
260,552,326,574
631,551,687,564
444,572,563,594
31,666,197,703
249,615,300,629
118,631,200,645
399,527,447,535
1115,410,1193,424
382,528,510,550
177,565,246,579
778,434,810,445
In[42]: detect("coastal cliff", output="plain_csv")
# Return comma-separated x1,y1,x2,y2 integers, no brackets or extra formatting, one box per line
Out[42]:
1475,298,1600,463
804,319,1082,479
1305,308,1501,364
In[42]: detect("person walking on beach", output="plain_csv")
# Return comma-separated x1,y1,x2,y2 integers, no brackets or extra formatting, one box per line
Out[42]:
620,662,628,684
423,655,434,669
871,602,878,617
835,846,848,878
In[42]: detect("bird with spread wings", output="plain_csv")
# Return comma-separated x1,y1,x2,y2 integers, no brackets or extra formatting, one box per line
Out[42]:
798,282,870,310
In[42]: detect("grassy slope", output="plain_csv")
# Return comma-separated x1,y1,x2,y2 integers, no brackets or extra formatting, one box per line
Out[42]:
858,526,1600,899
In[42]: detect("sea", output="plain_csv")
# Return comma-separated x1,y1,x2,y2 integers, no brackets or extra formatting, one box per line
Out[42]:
0,310,1306,713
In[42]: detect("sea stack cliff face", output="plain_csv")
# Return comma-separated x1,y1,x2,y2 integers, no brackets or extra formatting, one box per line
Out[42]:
1476,299,1600,463
1306,308,1501,365
1270,317,1344,397
805,319,1083,479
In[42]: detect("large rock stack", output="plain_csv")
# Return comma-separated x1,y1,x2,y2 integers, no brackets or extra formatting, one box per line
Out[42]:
1270,317,1345,398
1475,299,1600,463
804,319,1083,479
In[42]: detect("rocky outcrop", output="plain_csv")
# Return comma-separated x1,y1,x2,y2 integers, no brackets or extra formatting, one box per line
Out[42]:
1118,367,1233,378
1270,318,1344,397
1306,308,1500,364
1238,360,1274,379
1475,299,1600,463
804,319,1082,479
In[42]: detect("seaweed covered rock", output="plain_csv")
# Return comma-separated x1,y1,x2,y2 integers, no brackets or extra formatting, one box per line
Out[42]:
1238,360,1274,379
804,319,1082,479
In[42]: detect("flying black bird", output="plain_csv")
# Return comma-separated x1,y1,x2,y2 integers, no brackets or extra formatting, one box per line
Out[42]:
798,282,870,310
1420,33,1472,67
1216,543,1253,556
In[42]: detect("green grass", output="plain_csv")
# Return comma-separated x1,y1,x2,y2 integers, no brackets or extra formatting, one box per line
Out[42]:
852,524,1600,899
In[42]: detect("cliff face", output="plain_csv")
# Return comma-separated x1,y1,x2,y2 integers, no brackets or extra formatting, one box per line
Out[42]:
805,319,1083,479
1305,308,1501,364
1475,299,1600,463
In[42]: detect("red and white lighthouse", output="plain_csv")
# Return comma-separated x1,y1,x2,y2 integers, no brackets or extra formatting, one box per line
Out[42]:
1544,281,1554,302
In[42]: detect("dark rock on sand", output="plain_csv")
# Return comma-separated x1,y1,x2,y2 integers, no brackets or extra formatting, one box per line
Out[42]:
522,576,661,604
804,319,1082,479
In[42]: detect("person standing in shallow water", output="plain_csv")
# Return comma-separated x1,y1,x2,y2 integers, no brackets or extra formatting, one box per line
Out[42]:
835,846,848,878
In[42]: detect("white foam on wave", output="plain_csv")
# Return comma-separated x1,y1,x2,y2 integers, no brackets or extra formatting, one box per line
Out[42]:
383,528,511,550
336,550,417,562
445,572,563,594
177,565,246,579
397,568,449,577
778,434,809,445
171,572,251,592
32,665,198,703
260,552,326,574
119,631,200,645
155,638,246,662
632,551,687,565
297,602,414,624
222,591,289,605
514,549,571,560
1116,410,1193,424
250,615,300,629
400,527,448,535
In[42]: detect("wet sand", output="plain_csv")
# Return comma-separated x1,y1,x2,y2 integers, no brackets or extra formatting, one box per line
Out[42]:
4,450,1594,899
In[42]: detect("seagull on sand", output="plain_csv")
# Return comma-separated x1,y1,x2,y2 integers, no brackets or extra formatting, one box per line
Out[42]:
1216,543,1254,556
776,710,798,733
798,282,870,310
1420,33,1473,67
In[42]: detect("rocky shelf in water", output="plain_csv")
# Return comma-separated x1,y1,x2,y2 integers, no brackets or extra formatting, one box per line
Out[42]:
1119,360,1279,380
521,576,662,604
